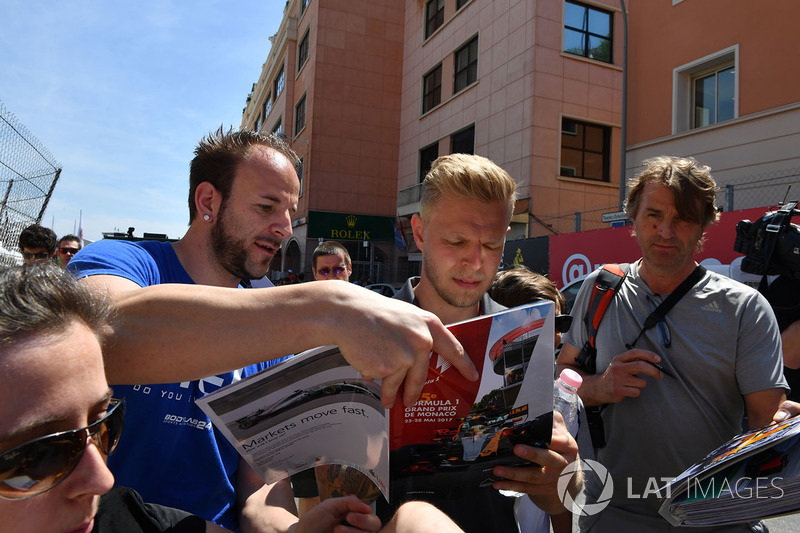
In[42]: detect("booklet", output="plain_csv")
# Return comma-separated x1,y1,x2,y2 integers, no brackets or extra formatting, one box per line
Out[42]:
658,415,800,527
196,300,556,505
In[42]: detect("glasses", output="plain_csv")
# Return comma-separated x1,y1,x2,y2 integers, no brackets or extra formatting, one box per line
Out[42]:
0,399,125,501
317,266,347,277
59,247,79,255
554,314,573,334
21,251,51,261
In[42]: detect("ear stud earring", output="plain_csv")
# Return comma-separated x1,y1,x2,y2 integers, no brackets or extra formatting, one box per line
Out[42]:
203,214,211,221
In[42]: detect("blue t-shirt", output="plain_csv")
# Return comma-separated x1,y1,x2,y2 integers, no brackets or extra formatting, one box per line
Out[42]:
69,240,286,530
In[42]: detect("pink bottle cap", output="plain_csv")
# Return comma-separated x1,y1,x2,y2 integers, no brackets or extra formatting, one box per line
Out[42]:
559,368,583,389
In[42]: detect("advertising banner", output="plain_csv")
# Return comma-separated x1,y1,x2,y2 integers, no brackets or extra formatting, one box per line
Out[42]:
549,206,771,288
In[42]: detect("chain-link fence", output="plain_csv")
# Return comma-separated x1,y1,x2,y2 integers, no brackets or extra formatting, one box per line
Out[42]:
534,203,620,235
719,167,799,213
534,167,799,235
0,101,62,267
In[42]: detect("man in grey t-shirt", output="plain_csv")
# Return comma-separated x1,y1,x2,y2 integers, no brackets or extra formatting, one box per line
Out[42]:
557,156,787,532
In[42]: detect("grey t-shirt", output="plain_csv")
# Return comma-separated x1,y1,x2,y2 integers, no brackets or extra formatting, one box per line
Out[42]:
563,261,787,532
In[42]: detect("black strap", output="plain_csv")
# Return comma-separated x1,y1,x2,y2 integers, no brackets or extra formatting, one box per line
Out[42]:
586,264,706,450
626,265,706,349
758,201,797,293
575,264,629,374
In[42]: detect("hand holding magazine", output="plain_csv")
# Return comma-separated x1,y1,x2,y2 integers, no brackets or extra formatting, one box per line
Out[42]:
197,300,556,505
659,414,800,527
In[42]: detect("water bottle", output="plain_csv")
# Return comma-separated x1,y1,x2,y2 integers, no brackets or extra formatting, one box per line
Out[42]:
554,368,582,436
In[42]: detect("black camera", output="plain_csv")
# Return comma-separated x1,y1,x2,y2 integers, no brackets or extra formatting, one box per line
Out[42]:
734,201,800,279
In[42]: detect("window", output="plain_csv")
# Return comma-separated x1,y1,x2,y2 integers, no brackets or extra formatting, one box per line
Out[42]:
456,0,470,9
298,30,310,71
451,125,475,154
563,1,612,63
297,158,304,197
274,65,285,97
425,0,444,39
263,93,272,118
295,94,307,133
419,143,439,182
560,118,610,182
255,113,262,132
672,46,737,133
272,119,283,134
422,65,442,114
300,0,309,15
692,64,735,128
454,36,478,93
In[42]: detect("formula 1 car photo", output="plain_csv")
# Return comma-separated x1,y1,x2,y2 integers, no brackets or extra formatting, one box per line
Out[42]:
235,380,381,430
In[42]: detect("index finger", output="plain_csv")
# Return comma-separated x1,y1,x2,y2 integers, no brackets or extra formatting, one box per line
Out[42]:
426,316,476,382
617,348,660,364
401,348,432,408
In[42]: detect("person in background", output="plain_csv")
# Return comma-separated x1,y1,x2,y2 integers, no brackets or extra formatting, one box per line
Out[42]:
57,233,82,268
68,128,475,531
557,156,787,532
765,275,800,401
298,239,383,516
489,266,574,533
489,267,570,350
18,223,57,264
312,240,352,281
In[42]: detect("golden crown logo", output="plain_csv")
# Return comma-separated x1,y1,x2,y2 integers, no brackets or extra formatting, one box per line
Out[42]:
346,215,357,228
513,248,524,266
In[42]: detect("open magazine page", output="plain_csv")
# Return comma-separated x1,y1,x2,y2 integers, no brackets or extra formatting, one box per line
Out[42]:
196,347,390,501
389,300,556,504
659,415,800,526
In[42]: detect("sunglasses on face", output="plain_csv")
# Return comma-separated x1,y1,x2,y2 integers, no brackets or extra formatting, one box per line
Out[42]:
317,266,347,277
59,248,79,255
554,314,573,334
21,251,51,261
0,399,125,501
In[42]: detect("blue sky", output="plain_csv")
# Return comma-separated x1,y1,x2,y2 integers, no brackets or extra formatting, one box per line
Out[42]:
0,0,286,241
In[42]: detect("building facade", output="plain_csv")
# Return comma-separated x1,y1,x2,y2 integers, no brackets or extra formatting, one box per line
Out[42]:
243,0,625,282
243,0,798,283
396,0,624,273
624,0,800,212
241,0,407,283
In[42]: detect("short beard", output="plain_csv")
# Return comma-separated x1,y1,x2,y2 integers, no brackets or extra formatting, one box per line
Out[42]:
423,257,484,309
210,201,260,281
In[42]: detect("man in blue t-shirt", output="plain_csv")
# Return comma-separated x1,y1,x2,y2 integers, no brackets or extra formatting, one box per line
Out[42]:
69,128,478,531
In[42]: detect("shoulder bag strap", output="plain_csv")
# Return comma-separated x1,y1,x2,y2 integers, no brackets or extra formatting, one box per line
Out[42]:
626,265,707,349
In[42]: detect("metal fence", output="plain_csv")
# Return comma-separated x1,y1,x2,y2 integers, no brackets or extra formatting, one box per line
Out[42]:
0,101,62,266
535,167,799,235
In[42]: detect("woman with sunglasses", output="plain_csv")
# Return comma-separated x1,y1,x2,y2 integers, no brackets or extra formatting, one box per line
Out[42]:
0,265,393,533
0,265,225,532
1,265,469,533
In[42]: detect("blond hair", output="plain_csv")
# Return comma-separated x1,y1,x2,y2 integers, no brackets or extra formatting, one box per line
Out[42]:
419,154,517,221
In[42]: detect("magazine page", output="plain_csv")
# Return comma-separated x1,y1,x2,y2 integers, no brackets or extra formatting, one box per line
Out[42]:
659,415,800,526
388,300,555,503
196,346,390,501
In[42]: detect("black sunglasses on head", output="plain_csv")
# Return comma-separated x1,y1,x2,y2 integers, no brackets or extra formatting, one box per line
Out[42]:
0,399,125,501
554,314,573,333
